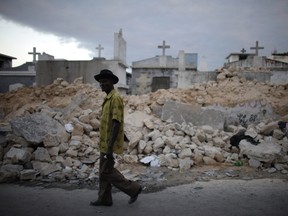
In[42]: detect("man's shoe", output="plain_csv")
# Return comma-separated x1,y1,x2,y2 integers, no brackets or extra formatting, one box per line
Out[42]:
90,200,113,207
128,186,142,204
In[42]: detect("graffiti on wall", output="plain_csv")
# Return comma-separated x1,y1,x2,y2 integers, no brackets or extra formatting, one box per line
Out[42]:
237,113,258,127
236,99,269,127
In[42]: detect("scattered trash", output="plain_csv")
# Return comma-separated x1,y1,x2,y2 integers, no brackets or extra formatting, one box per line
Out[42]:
225,169,240,177
140,155,160,167
234,161,243,166
65,123,74,133
150,158,160,167
140,155,156,164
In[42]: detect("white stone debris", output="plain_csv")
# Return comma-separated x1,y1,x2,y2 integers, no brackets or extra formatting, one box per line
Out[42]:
0,71,287,183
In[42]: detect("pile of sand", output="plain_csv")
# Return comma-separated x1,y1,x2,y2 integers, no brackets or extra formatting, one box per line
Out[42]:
0,71,288,124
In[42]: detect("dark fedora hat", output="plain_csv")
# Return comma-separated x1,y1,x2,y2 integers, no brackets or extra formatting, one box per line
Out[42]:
94,69,119,84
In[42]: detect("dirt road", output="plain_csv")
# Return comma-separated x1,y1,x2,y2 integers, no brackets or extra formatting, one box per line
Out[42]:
0,178,288,216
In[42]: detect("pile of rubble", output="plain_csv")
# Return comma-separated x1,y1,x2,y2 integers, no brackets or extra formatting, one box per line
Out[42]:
0,71,287,184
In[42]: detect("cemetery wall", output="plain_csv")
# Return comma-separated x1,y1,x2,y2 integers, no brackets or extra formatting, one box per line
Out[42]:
0,71,35,93
36,59,128,91
132,70,288,95
178,70,287,86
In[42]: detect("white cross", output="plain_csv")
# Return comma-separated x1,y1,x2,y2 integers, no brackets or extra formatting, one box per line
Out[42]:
96,44,104,57
250,41,264,56
158,40,170,56
28,47,40,63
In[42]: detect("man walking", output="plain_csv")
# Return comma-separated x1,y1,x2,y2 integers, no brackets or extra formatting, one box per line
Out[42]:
90,69,142,207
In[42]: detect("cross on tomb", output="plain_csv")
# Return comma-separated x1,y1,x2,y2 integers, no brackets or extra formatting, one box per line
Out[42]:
96,44,104,57
28,47,40,63
158,40,170,56
250,41,264,56
240,48,246,53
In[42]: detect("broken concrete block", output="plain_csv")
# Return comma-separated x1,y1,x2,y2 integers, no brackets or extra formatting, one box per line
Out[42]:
123,155,138,163
59,142,69,153
5,147,31,163
179,158,193,171
249,158,262,168
153,137,165,150
161,101,225,129
196,130,206,142
33,147,52,163
239,140,285,163
162,146,171,154
32,161,50,171
43,134,60,147
71,123,84,136
202,125,214,134
143,118,154,129
79,114,90,124
128,131,143,150
260,122,278,136
0,164,23,182
10,112,69,144
66,148,78,157
203,156,218,165
41,162,62,176
178,148,192,159
90,119,100,130
69,139,81,148
47,147,59,157
20,169,38,180
137,140,147,154
273,129,285,140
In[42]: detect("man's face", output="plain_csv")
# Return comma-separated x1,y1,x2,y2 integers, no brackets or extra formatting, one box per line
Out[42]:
99,78,113,92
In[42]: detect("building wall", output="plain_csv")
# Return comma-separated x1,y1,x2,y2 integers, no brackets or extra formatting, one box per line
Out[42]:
178,71,218,87
131,52,198,94
131,69,288,95
225,56,288,70
0,59,12,69
114,30,127,65
131,69,217,95
131,68,178,95
268,55,288,63
0,72,35,93
185,71,287,85
132,56,179,68
0,63,36,93
36,59,128,93
228,55,239,63
0,54,15,69
238,71,271,83
185,53,198,68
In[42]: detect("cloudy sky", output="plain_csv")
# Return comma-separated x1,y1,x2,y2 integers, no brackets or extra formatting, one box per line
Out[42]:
0,0,288,71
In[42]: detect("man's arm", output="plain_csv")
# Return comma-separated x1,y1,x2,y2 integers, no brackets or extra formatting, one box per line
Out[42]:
106,119,120,155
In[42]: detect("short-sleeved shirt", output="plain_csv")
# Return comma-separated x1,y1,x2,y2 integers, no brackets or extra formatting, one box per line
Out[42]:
99,89,124,154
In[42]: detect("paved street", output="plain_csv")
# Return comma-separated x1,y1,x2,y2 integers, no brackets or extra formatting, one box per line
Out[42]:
0,178,288,216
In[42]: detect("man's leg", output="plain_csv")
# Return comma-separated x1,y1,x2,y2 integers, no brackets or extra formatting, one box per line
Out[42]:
97,175,113,205
90,154,113,206
101,156,142,203
108,167,141,197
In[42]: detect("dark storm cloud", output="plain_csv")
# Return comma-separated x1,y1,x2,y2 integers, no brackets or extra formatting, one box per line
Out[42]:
0,0,288,70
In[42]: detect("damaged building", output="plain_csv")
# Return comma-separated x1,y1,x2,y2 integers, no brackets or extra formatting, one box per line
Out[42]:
0,53,36,93
36,29,130,94
130,41,198,95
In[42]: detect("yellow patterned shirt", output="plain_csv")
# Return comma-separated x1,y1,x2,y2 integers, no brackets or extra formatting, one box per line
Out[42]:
99,89,124,154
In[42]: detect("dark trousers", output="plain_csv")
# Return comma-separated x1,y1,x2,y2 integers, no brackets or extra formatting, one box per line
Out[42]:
98,153,141,204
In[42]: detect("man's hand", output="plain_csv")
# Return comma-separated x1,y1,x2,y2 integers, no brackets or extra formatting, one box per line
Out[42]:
106,120,120,156
106,145,113,156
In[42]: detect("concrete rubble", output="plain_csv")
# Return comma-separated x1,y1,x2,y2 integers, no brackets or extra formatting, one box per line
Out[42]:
0,70,288,184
